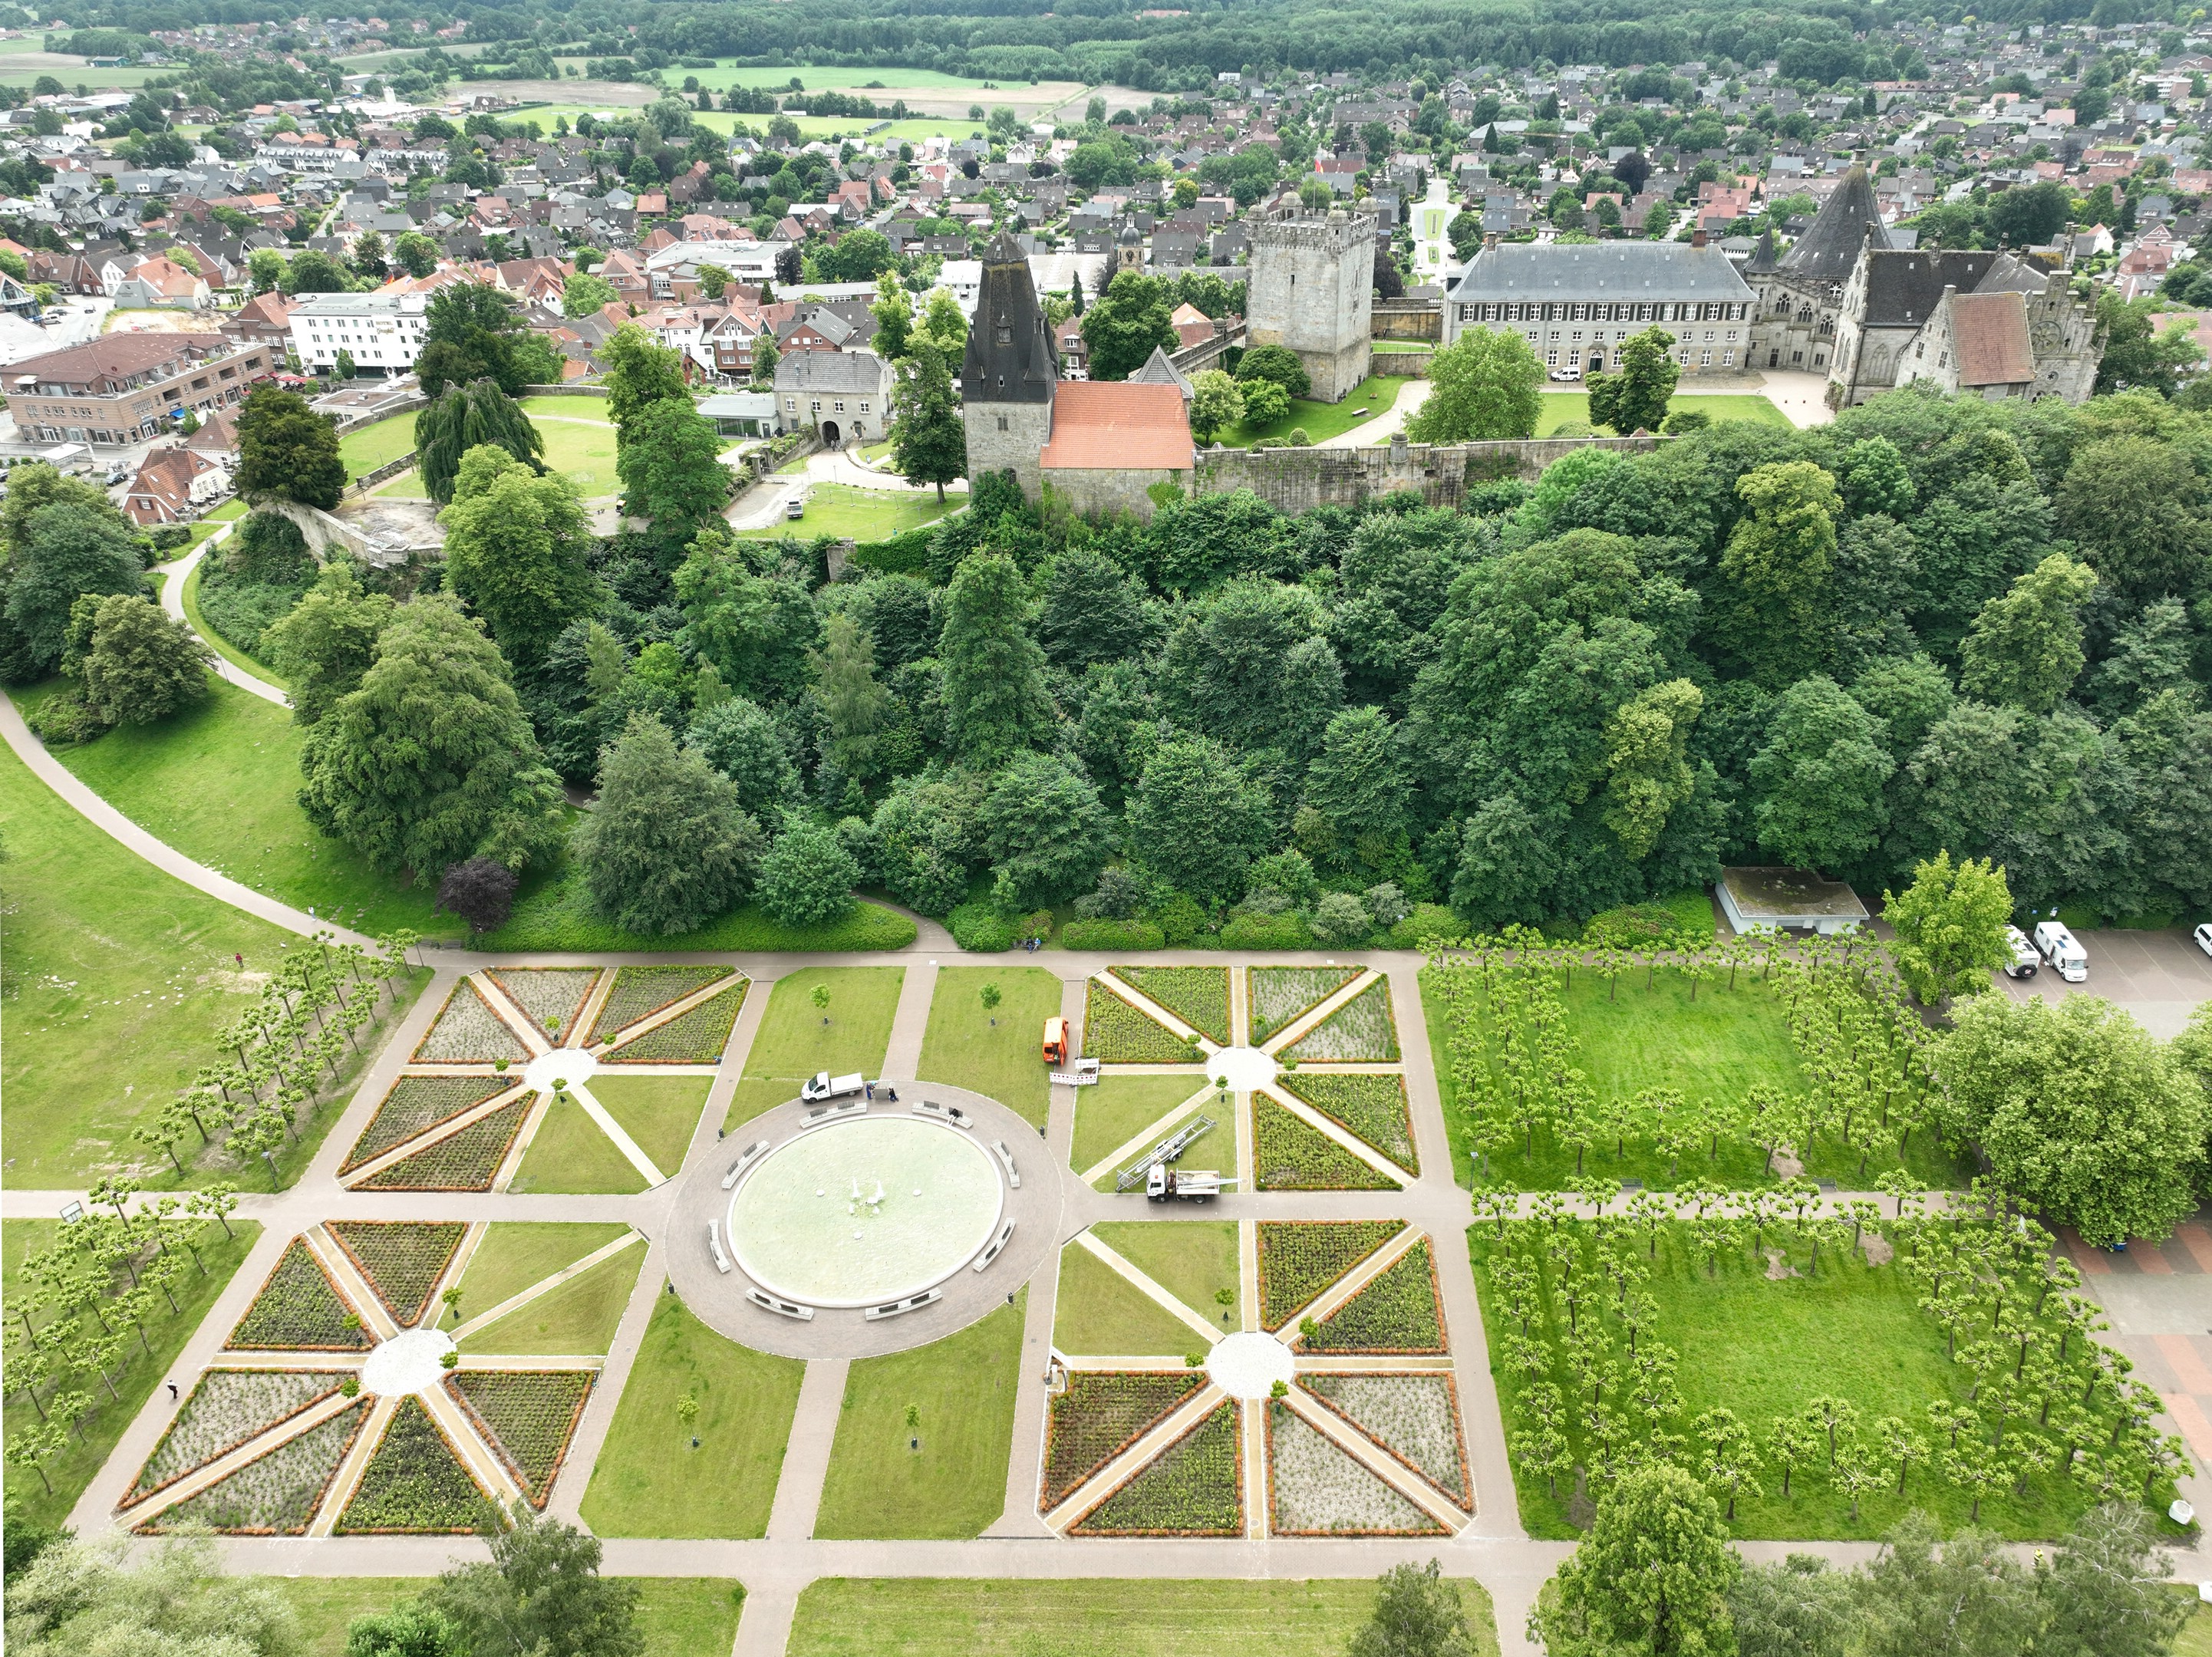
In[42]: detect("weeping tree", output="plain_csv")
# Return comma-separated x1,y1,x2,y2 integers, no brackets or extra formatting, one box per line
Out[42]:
414,377,545,505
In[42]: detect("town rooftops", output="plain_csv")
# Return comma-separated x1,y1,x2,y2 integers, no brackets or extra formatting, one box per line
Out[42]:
1446,240,1754,302
7,331,238,394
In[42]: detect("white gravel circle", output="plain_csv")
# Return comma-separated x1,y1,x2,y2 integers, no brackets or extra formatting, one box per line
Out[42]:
1206,1331,1295,1398
360,1327,457,1396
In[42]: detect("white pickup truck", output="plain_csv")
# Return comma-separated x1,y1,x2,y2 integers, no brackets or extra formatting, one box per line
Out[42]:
802,1071,867,1104
1147,1166,1221,1203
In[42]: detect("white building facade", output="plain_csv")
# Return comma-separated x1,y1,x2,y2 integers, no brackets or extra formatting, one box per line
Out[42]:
286,291,430,375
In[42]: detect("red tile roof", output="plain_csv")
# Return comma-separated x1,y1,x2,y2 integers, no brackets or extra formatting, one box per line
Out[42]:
1040,380,1192,473
1950,290,2033,387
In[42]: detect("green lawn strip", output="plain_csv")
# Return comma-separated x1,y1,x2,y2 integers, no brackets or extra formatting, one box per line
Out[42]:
581,1293,803,1538
723,967,904,1133
448,1223,630,1328
1534,391,1791,435
1108,966,1230,1044
735,482,962,542
508,1097,647,1195
1445,964,1971,1191
457,1244,644,1356
1090,1102,1235,1194
1093,1220,1241,1330
483,867,915,953
1082,977,1194,1062
12,677,450,938
2179,1600,2212,1657
590,1075,712,1174
1218,373,1411,448
336,413,420,480
370,469,429,498
1053,1243,1208,1359
1071,1074,1210,1174
786,1576,1498,1657
1253,1095,1398,1191
1472,1221,2096,1541
2,1218,262,1528
535,418,621,496
272,1577,744,1657
518,394,614,423
1276,1072,1419,1174
0,740,298,1188
916,965,1061,1127
182,559,291,688
815,1293,1026,1539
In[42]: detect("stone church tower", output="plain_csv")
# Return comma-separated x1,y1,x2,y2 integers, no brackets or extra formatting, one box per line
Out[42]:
1245,206,1376,403
961,232,1059,496
1746,165,1889,376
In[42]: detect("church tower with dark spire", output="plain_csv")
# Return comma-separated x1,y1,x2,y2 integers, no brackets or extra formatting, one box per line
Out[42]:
961,232,1058,496
1746,165,1891,377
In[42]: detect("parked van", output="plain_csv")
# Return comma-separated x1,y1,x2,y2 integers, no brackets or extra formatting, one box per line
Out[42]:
2002,927,2039,979
2032,920,2088,983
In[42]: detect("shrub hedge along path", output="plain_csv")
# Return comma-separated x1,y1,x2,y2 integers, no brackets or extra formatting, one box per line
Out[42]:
42,923,2160,1657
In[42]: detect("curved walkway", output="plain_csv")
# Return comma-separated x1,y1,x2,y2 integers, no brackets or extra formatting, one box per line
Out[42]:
156,533,292,707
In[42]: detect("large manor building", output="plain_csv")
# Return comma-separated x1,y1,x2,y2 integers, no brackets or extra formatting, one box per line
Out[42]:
1443,237,1758,375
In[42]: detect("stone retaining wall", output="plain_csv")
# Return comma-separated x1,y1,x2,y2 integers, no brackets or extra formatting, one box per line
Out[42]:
1192,432,1664,512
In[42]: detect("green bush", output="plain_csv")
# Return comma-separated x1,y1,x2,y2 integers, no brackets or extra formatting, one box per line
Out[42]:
196,568,305,654
1218,911,1313,950
481,869,915,952
849,524,936,577
1061,917,1165,950
1155,892,1205,946
950,901,1016,951
1390,901,1462,949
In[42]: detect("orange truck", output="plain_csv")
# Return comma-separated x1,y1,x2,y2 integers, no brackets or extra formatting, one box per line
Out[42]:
1042,1016,1069,1066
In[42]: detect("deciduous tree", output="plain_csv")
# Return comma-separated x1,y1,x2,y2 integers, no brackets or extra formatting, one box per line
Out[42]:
939,551,1052,764
888,341,965,502
1746,675,1894,873
1958,553,2098,713
755,823,859,929
1532,1463,1738,1657
1585,324,1679,435
74,592,211,726
576,713,763,935
439,449,599,664
1884,850,2013,1005
236,385,346,510
1403,328,1542,443
414,378,545,505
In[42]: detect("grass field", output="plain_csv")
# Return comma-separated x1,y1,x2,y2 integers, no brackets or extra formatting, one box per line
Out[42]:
519,394,614,424
786,1576,1500,1657
0,739,306,1188
272,1576,745,1657
592,1074,713,1174
1427,964,1972,1191
1534,390,1792,436
12,677,452,939
510,1095,648,1195
916,966,1060,1127
1070,1075,1211,1175
457,1241,644,1355
449,1222,629,1325
1217,374,1411,449
536,416,621,496
347,400,618,495
724,966,904,1131
581,1292,805,1537
3,1217,262,1527
1052,1241,1208,1359
1093,1220,1240,1329
336,413,419,481
814,1293,1026,1538
480,866,917,955
182,559,291,689
738,483,963,543
1092,1099,1235,1194
1474,1221,2108,1541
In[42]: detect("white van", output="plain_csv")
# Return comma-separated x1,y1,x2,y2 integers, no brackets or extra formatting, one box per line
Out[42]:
2032,920,2088,983
2002,927,2039,979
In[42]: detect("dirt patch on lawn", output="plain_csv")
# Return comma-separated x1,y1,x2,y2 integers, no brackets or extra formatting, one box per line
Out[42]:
1762,1248,1800,1280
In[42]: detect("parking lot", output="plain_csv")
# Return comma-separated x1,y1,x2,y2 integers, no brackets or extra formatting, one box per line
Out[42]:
1995,924,2212,1038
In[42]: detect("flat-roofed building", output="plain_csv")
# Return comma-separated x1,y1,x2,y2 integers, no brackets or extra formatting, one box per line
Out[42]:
1442,236,1756,375
5,333,277,446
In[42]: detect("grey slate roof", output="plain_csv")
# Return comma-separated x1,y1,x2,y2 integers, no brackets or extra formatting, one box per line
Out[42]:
1778,165,1890,281
961,230,1057,405
1446,241,1753,302
1858,249,2000,328
773,348,893,396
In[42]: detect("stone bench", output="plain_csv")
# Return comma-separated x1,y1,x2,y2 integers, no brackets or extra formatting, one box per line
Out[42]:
804,1099,869,1126
746,1288,815,1321
862,1288,943,1322
911,1099,973,1128
720,1140,771,1190
991,1138,1021,1188
972,1217,1017,1273
707,1220,732,1274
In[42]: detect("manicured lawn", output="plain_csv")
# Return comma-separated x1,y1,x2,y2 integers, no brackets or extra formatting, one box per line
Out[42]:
336,413,420,480
1052,1242,1208,1359
1474,1221,2102,1541
2179,1600,2212,1657
449,1222,630,1326
2,1217,262,1528
1534,390,1792,435
510,1098,647,1195
1216,373,1411,448
1429,964,1970,1191
369,468,429,498
0,740,300,1187
916,966,1061,1127
13,677,451,938
536,415,621,496
272,1576,744,1657
1092,1097,1235,1194
786,1576,1500,1657
581,1293,804,1538
737,483,964,543
1093,1220,1241,1329
518,394,614,424
1070,1074,1211,1175
592,1075,713,1174
457,1241,644,1355
814,1293,1026,1539
182,559,290,688
724,966,905,1132
481,865,916,955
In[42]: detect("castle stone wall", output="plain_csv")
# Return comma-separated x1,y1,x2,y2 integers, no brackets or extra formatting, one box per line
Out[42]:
1193,433,1664,514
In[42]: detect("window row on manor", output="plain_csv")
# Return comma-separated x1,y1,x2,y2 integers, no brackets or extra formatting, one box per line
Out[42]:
1456,300,1750,324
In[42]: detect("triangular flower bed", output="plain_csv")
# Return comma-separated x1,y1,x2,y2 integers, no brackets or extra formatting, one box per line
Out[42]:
341,1076,513,1174
1297,1240,1443,1355
602,982,747,1063
1252,1095,1399,1191
1109,967,1231,1044
1042,1371,1205,1507
1277,1072,1418,1174
338,1396,495,1533
487,968,602,1046
139,1398,368,1534
588,965,730,1045
1249,966,1361,1043
329,1221,467,1326
360,1095,532,1191
226,1239,371,1351
1281,977,1399,1061
1300,1373,1470,1504
447,1369,594,1508
1268,1400,1445,1535
1082,977,1195,1062
1255,1221,1404,1332
413,979,528,1064
1070,1401,1242,1536
127,1369,351,1504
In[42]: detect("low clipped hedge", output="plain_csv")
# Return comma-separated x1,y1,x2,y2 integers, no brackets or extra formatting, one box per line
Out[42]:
1217,911,1313,950
482,870,917,952
949,901,1016,952
849,524,935,576
1389,902,1462,949
1060,917,1165,950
